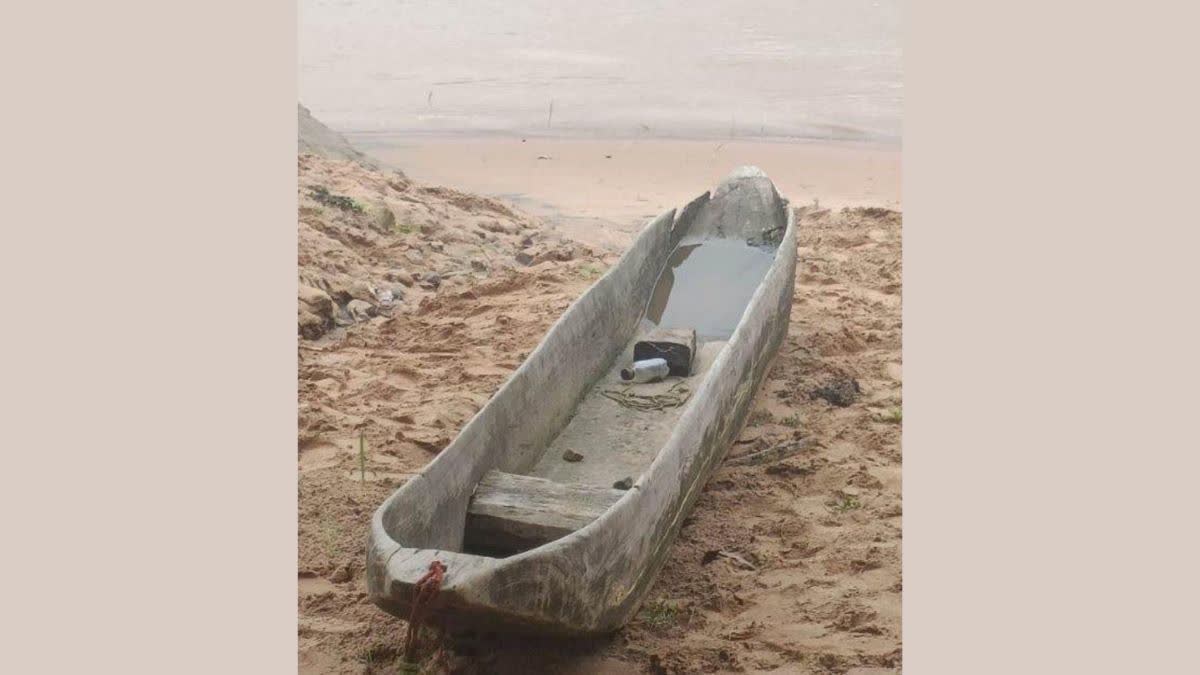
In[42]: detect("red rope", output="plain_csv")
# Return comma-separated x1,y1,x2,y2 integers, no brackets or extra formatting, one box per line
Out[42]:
403,560,447,664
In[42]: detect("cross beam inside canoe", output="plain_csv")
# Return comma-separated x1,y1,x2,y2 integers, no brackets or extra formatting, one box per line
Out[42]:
464,470,626,555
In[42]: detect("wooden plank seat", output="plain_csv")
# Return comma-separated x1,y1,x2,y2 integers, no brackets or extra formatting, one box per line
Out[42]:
465,470,626,555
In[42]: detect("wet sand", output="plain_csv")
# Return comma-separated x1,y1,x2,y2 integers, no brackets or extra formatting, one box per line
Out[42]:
349,135,901,249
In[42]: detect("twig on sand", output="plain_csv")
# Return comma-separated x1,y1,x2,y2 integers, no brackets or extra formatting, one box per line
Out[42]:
726,438,813,466
358,431,367,483
717,550,757,570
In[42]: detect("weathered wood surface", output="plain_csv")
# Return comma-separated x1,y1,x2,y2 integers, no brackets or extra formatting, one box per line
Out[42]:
465,470,625,554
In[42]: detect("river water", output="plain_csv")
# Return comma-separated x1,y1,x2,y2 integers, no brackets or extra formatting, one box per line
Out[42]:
300,0,901,143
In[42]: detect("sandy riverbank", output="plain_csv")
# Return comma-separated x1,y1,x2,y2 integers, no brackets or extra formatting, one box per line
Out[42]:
348,135,901,250
297,146,902,672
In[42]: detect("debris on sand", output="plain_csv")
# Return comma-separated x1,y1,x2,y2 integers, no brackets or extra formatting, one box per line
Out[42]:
329,563,353,583
562,448,584,463
719,550,757,570
726,438,813,466
345,299,376,322
418,273,441,290
811,377,861,407
375,288,395,306
701,549,757,570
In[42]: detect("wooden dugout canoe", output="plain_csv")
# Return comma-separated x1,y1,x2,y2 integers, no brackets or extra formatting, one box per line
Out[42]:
366,166,798,636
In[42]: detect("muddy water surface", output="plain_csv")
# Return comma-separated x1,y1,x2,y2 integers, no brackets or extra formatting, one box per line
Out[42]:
645,239,778,341
301,0,901,141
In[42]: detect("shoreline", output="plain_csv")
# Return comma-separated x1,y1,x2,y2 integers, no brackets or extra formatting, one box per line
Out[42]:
340,126,902,148
347,132,902,250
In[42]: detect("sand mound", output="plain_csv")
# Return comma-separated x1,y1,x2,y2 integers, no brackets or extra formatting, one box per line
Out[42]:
298,103,382,169
297,154,595,342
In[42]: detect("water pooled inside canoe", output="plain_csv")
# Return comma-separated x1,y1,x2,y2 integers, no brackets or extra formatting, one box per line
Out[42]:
644,238,779,341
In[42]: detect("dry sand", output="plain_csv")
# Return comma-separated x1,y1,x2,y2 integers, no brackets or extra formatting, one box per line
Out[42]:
297,153,901,673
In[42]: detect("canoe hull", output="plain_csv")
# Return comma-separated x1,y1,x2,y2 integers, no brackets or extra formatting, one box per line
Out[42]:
367,168,797,636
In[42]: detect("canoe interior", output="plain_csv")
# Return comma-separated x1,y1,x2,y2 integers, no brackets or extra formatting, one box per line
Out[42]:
463,195,784,556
